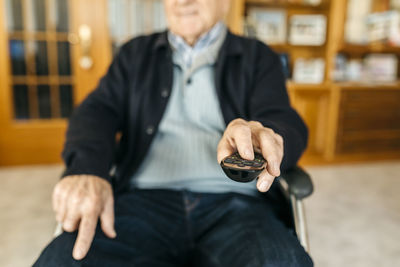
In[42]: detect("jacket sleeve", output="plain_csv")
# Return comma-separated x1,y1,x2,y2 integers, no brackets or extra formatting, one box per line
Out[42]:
61,45,130,182
249,42,308,171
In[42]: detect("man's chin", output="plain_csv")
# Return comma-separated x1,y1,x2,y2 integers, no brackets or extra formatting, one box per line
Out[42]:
175,27,204,41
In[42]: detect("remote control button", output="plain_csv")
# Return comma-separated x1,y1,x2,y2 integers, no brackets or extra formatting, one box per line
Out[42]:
253,163,263,167
237,163,245,167
244,161,254,166
224,158,234,163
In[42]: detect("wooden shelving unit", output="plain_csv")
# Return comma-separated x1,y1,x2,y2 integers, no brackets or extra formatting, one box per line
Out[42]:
335,81,400,89
229,0,400,165
246,0,329,10
269,43,326,52
286,81,331,90
339,43,400,55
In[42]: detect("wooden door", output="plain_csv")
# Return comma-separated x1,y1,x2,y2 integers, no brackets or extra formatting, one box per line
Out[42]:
0,0,235,166
0,0,112,165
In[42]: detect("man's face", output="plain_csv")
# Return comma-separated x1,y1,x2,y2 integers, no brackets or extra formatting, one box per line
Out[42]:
164,0,231,44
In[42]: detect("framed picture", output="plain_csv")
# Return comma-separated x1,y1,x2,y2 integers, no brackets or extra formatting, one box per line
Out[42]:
247,8,287,44
289,15,327,46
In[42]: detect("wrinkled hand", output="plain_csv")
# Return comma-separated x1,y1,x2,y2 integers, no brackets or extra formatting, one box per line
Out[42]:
52,175,116,260
217,119,284,192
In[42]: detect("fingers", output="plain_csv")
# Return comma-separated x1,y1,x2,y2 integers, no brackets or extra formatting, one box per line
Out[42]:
217,137,235,163
219,119,284,176
63,211,81,232
100,197,116,238
73,215,98,260
255,129,283,177
54,184,71,223
257,169,275,192
232,125,254,160
63,195,83,232
218,119,254,162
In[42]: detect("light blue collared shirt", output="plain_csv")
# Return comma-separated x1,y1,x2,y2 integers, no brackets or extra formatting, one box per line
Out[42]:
168,21,226,68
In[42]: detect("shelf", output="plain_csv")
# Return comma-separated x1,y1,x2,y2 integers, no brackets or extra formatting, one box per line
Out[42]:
334,81,400,90
269,43,326,51
246,0,329,10
287,81,400,90
339,43,400,55
287,81,330,90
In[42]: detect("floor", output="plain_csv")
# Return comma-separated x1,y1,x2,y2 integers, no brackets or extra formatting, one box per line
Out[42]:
0,161,399,267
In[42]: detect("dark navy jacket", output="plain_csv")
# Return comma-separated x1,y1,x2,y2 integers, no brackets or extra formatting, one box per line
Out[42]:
62,31,308,193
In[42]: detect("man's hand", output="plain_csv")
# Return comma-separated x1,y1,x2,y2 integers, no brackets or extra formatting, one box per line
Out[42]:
217,119,284,192
52,175,116,260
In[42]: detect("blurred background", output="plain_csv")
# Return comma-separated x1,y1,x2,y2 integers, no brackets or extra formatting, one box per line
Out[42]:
0,0,399,266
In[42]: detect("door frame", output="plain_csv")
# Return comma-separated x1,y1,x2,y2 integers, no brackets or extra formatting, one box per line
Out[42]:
0,0,112,165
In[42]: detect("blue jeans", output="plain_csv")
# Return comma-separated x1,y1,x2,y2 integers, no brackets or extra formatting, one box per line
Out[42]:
34,187,313,266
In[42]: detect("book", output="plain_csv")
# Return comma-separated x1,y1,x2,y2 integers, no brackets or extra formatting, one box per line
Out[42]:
366,11,400,46
332,53,399,83
289,15,326,46
345,59,364,82
332,54,348,82
344,0,372,44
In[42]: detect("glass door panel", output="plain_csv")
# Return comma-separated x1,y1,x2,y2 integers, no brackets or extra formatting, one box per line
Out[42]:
5,0,74,120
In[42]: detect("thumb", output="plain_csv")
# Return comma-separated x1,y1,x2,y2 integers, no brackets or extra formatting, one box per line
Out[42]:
100,196,116,238
217,137,235,163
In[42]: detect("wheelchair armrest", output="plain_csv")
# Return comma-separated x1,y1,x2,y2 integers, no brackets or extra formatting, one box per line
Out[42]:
277,166,313,200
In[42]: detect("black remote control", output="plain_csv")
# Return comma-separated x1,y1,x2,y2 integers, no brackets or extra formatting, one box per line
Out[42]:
220,152,266,183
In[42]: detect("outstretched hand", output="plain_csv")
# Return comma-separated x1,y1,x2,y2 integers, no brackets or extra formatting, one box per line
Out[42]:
217,119,284,192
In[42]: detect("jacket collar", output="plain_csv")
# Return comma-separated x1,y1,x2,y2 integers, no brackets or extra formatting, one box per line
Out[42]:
154,30,243,56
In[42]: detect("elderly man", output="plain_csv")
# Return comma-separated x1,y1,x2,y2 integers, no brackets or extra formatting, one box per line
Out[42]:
34,0,312,266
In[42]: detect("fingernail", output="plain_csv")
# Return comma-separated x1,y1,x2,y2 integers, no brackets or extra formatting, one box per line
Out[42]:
274,163,280,175
245,149,253,159
259,181,269,192
73,249,83,260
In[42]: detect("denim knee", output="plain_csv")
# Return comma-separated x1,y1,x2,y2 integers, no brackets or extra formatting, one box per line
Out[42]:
33,232,82,267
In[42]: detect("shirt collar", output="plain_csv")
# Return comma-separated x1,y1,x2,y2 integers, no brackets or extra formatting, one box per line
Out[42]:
168,22,227,67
